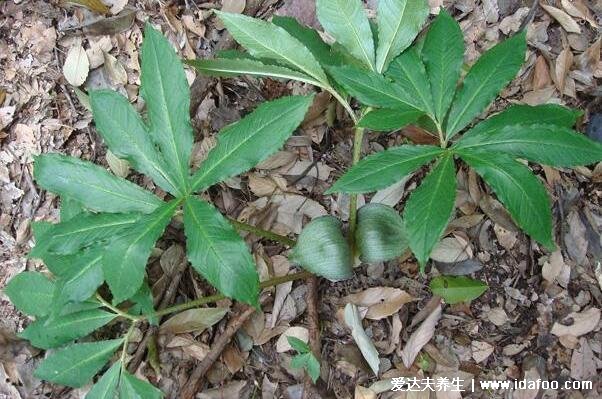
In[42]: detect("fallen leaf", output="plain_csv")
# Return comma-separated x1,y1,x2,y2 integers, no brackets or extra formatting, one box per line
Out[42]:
261,376,278,399
555,47,574,94
561,0,598,28
68,0,110,14
471,341,494,363
532,55,551,90
344,287,414,320
105,150,130,178
430,236,472,263
198,381,247,399
160,307,229,335
570,338,596,380
103,51,127,85
400,304,442,368
354,385,377,399
487,307,509,326
434,259,483,276
370,176,410,207
344,304,380,376
276,326,309,353
63,43,90,86
564,210,588,264
83,7,137,36
541,4,581,33
550,308,601,337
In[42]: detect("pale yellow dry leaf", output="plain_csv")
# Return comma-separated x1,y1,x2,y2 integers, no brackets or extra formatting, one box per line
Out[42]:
540,4,581,33
471,341,494,363
555,47,574,93
354,386,377,399
105,150,130,178
63,43,90,86
430,236,471,263
182,15,206,37
400,304,442,368
275,326,309,352
561,0,598,27
532,55,551,90
570,338,596,380
103,51,127,85
343,287,414,320
550,307,601,337
68,0,110,14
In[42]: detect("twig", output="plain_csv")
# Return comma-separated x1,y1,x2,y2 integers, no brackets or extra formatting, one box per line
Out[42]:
303,275,321,399
519,0,539,32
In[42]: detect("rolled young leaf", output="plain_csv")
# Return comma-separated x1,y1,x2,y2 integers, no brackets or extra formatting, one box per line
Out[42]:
404,153,457,269
376,0,429,73
458,150,554,249
140,24,193,192
34,339,123,388
421,10,465,124
102,200,179,304
327,145,444,194
455,123,602,167
430,276,488,304
357,108,424,132
89,90,182,196
316,0,375,70
184,197,260,307
34,154,163,214
445,32,527,138
356,204,408,263
215,11,328,84
4,272,55,317
289,216,353,282
190,95,313,192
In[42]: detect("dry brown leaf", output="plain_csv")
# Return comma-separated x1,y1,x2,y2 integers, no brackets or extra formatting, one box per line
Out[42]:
354,386,377,399
343,287,414,320
160,307,229,335
105,150,129,178
223,344,245,374
256,151,297,170
344,304,381,376
275,326,309,352
371,177,409,207
532,55,551,90
540,4,581,33
400,304,442,368
198,381,247,399
555,47,574,93
542,250,570,287
63,43,90,86
430,236,472,263
550,307,601,337
564,210,588,264
68,0,110,14
471,341,494,363
576,37,601,72
487,307,509,326
561,0,598,27
570,338,596,380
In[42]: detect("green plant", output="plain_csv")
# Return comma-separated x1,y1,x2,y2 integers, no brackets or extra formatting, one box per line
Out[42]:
326,12,602,269
4,24,315,396
188,0,432,246
287,336,321,383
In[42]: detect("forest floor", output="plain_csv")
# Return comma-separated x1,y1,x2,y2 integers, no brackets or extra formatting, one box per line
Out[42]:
1,0,601,398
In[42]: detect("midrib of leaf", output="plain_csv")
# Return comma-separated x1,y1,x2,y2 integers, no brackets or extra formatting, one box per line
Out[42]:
430,41,447,118
194,62,321,86
337,0,374,71
52,218,138,242
377,1,409,73
44,312,114,331
190,102,306,191
457,138,591,153
232,23,326,84
418,155,450,255
147,43,189,191
447,52,510,136
343,73,416,109
63,255,102,285
48,340,122,382
393,61,434,116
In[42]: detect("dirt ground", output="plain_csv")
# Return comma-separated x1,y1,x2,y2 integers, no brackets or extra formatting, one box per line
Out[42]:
1,0,601,398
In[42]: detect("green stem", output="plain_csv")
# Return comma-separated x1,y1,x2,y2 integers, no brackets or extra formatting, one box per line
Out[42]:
152,270,312,318
348,125,365,250
228,218,296,247
96,293,140,322
120,322,136,365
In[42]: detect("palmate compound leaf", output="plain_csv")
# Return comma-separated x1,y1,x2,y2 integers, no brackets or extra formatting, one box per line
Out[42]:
316,0,375,70
215,11,328,85
140,24,193,192
356,204,408,263
455,123,602,167
445,32,527,139
20,309,116,349
190,95,313,193
376,0,429,73
289,216,353,282
327,145,444,194
421,10,465,124
457,150,555,249
184,197,260,307
34,339,123,388
357,108,424,132
429,276,488,304
34,154,163,214
404,153,457,269
103,200,179,304
89,90,182,196
4,272,54,317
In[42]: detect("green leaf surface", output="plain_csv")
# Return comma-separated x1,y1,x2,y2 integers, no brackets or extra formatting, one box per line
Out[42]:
404,153,456,268
215,11,328,84
4,272,54,317
376,0,429,72
422,10,465,123
52,249,104,307
130,281,158,325
316,0,375,70
85,361,121,399
272,15,341,67
89,90,182,196
289,216,353,282
327,145,444,194
34,154,162,214
187,58,320,85
290,353,320,383
119,372,163,399
103,200,178,304
430,276,488,304
20,309,116,349
327,65,420,110
287,336,311,353
446,32,526,138
386,48,435,115
455,124,602,167
357,107,424,131
140,24,193,192
457,104,582,141
34,339,123,388
458,150,554,249
30,212,140,257
184,197,260,307
356,204,408,263
60,198,85,221
191,95,313,192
